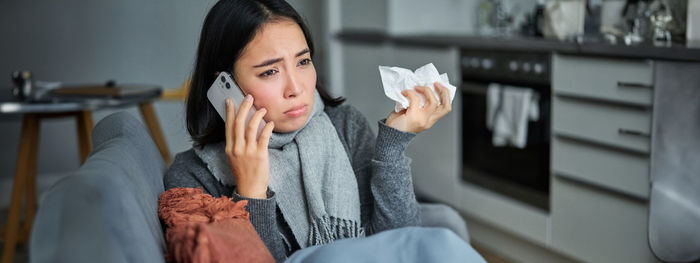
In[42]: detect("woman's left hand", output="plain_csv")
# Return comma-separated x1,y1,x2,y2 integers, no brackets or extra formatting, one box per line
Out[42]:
385,82,452,134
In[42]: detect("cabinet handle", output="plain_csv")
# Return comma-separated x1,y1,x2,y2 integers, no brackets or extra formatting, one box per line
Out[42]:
617,82,653,89
618,128,650,138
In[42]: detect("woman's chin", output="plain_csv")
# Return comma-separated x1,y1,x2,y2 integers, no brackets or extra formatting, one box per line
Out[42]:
272,116,310,133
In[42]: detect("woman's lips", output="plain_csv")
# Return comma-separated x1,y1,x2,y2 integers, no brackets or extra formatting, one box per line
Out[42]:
284,105,307,117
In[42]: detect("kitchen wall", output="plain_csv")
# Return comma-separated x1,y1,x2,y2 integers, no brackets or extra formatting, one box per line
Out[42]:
337,0,536,36
0,0,325,206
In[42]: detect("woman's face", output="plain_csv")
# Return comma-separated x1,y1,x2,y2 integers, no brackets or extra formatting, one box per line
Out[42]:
233,19,316,133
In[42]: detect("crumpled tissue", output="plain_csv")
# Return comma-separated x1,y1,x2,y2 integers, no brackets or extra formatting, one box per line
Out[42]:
379,63,457,112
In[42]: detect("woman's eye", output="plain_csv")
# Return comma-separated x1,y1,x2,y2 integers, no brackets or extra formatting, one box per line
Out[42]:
298,58,312,66
259,69,277,77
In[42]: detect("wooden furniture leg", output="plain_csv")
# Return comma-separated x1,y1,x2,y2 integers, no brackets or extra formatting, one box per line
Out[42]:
76,110,93,164
138,102,172,164
22,115,39,243
2,114,39,263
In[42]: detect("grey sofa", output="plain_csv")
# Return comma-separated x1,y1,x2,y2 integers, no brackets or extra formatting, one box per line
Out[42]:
28,111,472,263
30,112,167,263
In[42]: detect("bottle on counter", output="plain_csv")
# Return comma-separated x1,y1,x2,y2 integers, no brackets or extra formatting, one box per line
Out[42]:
476,0,497,35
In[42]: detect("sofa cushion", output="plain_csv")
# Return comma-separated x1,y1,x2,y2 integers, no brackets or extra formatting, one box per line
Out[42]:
30,111,167,263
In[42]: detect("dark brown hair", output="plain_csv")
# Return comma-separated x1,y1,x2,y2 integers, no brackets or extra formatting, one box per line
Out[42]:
186,0,344,147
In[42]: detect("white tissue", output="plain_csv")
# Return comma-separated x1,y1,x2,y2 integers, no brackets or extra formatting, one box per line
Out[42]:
379,63,457,112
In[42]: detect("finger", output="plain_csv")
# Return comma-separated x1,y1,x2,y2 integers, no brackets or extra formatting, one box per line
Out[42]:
388,109,406,118
435,82,452,114
246,107,267,145
402,89,421,115
235,95,254,147
225,99,236,151
386,109,405,123
258,121,275,149
415,85,438,110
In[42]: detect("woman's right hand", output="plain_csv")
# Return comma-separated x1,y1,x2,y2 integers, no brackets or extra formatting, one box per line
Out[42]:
225,95,275,199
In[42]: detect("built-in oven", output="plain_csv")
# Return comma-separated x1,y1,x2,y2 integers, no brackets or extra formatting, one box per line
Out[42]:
460,49,551,211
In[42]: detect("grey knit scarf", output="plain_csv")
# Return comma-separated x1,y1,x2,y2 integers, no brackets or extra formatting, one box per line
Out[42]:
194,90,364,248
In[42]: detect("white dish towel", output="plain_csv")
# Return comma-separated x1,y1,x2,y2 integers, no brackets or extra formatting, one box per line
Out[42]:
486,83,540,148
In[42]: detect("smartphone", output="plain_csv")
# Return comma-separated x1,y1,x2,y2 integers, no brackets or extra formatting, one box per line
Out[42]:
207,71,266,138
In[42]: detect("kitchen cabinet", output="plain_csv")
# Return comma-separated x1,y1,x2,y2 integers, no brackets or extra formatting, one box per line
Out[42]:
552,55,654,106
550,54,661,262
551,136,650,198
335,28,700,262
552,95,652,153
550,176,656,263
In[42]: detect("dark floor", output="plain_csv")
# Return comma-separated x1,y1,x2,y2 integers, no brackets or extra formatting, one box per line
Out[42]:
472,242,513,263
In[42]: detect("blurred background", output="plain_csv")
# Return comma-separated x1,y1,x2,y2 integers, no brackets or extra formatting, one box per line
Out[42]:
2,0,700,262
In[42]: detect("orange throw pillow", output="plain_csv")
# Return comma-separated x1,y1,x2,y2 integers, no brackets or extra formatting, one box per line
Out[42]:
158,187,274,263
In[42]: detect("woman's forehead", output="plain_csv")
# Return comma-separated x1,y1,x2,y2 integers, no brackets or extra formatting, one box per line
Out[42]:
240,20,309,61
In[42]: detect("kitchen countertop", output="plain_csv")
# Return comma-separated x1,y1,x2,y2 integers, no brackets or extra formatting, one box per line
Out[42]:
337,31,700,62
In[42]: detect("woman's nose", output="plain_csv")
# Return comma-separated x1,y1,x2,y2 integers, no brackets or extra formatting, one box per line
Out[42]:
283,71,303,98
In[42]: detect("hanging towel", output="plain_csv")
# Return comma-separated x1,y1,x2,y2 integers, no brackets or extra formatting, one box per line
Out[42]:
486,83,540,149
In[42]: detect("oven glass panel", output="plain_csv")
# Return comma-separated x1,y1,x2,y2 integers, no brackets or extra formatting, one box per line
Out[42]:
460,50,552,211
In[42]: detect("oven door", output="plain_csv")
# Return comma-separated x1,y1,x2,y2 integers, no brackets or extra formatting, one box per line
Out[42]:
461,81,551,210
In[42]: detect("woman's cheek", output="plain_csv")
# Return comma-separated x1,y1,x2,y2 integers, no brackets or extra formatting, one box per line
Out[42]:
250,94,277,121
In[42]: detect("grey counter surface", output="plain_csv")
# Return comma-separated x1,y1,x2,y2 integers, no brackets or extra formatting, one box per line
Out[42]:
338,31,700,62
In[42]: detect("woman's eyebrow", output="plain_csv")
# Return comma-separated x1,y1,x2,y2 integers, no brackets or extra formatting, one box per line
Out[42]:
253,58,282,68
253,48,310,68
295,48,309,57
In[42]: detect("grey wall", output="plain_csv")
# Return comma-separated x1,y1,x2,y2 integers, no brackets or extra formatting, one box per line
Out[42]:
287,0,329,87
0,0,326,196
337,0,537,36
341,42,461,202
0,0,217,179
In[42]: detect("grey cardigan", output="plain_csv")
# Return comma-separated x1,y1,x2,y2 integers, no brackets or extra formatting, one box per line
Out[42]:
163,104,421,262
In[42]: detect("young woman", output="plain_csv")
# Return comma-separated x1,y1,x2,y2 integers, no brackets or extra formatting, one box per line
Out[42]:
164,0,465,261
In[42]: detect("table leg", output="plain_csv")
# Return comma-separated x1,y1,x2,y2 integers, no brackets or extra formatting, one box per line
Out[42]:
138,103,172,164
2,114,39,263
76,110,93,164
22,115,39,242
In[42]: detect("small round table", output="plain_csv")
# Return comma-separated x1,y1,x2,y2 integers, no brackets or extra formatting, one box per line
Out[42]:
0,89,171,263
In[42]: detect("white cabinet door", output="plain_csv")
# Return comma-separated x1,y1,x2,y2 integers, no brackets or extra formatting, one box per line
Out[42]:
552,136,650,199
552,95,652,153
552,55,653,106
551,177,660,263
